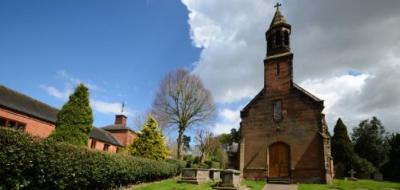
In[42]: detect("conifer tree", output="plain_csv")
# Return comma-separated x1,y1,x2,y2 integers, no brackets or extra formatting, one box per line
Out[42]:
331,118,355,173
130,115,168,160
48,84,93,146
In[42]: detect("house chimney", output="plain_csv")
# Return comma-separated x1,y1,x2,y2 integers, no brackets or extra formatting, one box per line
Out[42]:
115,114,127,127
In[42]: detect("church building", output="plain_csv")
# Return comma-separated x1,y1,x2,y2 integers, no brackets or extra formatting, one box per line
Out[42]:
239,4,334,183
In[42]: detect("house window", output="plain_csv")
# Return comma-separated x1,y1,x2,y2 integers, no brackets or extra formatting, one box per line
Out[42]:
0,117,25,131
103,144,109,151
273,100,283,121
90,140,97,149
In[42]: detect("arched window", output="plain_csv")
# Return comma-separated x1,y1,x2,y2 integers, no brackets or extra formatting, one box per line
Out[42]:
276,31,282,47
284,31,289,46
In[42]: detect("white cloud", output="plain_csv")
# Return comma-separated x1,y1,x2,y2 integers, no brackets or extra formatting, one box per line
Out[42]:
300,74,370,129
213,107,241,134
182,0,400,133
42,70,134,116
40,84,73,100
91,100,134,116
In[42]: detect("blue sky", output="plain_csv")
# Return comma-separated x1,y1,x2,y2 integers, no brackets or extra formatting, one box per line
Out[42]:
1,0,399,136
0,0,201,129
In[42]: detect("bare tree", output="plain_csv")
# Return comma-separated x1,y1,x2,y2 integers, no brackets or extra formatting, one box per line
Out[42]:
152,69,216,159
195,129,218,163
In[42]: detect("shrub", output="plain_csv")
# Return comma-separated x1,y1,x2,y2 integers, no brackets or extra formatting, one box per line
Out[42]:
0,128,182,189
129,115,168,160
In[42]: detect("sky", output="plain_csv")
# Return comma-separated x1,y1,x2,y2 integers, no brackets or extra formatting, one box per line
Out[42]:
1,0,400,138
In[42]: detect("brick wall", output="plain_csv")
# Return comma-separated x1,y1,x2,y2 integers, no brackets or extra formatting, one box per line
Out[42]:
108,130,137,146
240,54,332,183
0,107,55,138
88,138,118,153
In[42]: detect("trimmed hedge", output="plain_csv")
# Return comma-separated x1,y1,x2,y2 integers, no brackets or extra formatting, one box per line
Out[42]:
0,128,181,189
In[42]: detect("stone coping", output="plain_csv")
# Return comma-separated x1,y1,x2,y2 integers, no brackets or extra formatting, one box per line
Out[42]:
223,169,240,174
182,168,210,171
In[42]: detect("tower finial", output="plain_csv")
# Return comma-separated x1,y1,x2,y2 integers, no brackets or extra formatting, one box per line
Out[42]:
121,101,125,114
274,2,282,10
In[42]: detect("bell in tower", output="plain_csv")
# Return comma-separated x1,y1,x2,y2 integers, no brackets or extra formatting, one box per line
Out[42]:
266,3,291,57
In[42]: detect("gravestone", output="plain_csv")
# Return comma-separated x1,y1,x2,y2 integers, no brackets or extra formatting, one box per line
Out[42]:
213,169,241,190
179,168,210,184
209,169,222,181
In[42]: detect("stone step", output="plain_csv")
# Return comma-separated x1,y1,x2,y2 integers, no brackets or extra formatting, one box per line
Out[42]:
267,177,290,184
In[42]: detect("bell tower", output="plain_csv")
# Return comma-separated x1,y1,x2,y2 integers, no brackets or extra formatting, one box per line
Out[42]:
264,3,293,93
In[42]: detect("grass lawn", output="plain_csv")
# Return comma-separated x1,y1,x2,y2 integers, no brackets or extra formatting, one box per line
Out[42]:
299,179,400,190
132,178,266,190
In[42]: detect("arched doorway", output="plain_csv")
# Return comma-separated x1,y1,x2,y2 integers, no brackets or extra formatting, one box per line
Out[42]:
268,142,290,177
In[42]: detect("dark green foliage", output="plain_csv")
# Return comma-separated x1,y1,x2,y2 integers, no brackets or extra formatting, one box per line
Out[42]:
331,118,355,175
352,154,377,178
0,128,182,190
130,115,168,160
230,128,240,143
382,133,400,181
352,117,389,169
183,135,191,153
48,84,93,146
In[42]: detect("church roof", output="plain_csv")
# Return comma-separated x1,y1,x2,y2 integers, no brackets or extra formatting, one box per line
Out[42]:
241,88,265,115
0,85,58,123
293,83,323,102
269,7,287,28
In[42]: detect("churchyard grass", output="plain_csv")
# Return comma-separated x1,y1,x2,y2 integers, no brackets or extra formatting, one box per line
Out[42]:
299,179,400,190
132,178,266,190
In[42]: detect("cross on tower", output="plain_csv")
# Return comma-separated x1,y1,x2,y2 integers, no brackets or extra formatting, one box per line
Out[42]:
274,2,282,9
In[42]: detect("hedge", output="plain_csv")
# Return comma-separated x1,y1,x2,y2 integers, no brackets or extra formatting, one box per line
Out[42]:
0,128,182,190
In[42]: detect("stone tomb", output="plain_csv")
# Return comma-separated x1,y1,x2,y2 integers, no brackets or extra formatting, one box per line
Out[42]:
213,169,241,190
179,168,210,184
209,169,222,181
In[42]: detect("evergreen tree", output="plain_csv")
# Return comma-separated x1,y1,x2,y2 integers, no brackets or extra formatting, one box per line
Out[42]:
331,118,355,175
382,133,400,181
352,116,389,169
130,115,168,160
48,84,93,146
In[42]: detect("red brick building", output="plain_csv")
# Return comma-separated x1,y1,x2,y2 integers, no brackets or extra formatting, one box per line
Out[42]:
239,6,333,183
0,85,137,153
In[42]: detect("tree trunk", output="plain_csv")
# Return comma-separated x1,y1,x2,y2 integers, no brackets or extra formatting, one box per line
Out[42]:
177,127,184,160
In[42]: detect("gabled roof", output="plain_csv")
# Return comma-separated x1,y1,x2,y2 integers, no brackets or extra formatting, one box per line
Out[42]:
102,124,136,133
90,127,123,147
241,88,265,114
293,83,323,103
0,85,58,123
0,84,124,147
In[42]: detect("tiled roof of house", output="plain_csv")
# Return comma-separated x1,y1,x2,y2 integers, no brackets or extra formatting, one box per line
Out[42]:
0,84,124,147
0,85,58,123
90,127,123,147
102,124,136,133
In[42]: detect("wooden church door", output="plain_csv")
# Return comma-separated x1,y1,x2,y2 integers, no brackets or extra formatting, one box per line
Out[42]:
269,142,290,177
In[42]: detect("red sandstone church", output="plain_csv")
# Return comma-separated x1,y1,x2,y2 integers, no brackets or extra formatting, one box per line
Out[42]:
0,85,137,153
239,5,334,183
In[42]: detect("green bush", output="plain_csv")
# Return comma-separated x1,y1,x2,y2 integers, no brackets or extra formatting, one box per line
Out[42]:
0,128,182,190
